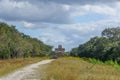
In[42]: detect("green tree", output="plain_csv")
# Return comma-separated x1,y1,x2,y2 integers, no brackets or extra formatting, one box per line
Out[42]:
0,22,53,59
102,27,120,41
71,27,120,63
70,48,78,57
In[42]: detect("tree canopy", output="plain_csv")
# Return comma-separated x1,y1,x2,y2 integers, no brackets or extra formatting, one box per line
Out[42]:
102,27,120,41
70,27,120,63
0,22,53,59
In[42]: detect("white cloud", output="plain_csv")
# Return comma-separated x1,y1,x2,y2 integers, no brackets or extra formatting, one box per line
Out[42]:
22,21,35,28
0,0,120,24
39,32,68,43
39,32,75,51
57,23,98,34
0,0,71,23
62,4,71,11
72,34,80,38
70,3,117,17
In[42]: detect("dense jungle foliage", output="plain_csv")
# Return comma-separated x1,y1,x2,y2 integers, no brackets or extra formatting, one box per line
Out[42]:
0,22,52,59
70,27,120,63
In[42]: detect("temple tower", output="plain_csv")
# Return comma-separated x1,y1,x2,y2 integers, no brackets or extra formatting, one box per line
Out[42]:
55,45,65,57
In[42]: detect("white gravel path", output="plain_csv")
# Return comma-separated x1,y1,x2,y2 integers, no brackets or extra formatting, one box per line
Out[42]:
0,59,54,80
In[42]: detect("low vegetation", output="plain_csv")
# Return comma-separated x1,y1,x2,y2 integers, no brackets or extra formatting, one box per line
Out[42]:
40,57,120,80
0,57,48,77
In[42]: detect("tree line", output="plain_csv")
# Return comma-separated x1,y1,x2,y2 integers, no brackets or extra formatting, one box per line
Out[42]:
70,27,120,63
0,22,53,59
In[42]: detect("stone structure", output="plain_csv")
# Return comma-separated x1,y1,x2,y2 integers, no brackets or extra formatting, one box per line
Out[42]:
55,45,65,57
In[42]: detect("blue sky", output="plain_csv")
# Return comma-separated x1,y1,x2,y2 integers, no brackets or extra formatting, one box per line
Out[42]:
0,0,120,51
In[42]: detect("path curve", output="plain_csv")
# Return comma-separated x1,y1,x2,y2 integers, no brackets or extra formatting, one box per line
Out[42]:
0,59,54,80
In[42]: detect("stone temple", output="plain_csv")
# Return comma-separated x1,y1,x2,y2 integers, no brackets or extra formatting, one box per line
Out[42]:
55,45,65,57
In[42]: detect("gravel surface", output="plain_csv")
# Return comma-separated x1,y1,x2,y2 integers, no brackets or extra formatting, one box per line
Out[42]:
0,59,54,80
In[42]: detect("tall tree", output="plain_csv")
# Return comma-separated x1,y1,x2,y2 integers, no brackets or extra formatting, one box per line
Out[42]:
71,27,120,63
102,27,120,41
0,22,53,59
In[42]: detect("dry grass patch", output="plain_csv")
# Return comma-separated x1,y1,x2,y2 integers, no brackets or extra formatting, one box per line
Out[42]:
40,57,120,80
0,57,48,77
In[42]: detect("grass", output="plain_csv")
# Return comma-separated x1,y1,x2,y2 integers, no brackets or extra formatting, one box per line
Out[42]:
0,57,48,77
40,57,120,80
87,58,120,69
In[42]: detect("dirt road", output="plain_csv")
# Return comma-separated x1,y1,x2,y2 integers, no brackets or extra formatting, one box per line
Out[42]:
0,59,54,80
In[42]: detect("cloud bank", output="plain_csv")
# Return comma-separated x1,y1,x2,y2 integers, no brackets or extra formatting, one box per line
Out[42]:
0,0,120,51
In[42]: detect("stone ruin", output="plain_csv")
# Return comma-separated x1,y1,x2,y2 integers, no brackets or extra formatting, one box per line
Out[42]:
54,45,65,58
